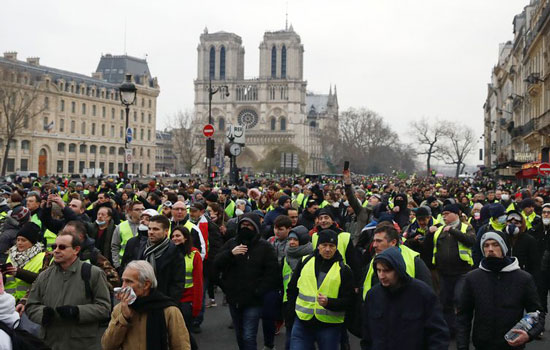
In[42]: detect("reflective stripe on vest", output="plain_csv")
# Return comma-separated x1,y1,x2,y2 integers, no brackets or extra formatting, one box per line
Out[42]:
312,232,351,264
5,252,45,300
184,250,197,288
118,221,134,257
282,257,292,303
432,223,473,266
362,245,418,300
319,201,329,209
522,211,536,230
295,257,344,324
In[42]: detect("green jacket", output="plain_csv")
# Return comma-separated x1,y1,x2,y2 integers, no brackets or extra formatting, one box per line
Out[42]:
26,259,111,350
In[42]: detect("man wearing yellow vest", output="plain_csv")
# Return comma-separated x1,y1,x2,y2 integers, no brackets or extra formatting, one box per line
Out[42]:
362,224,432,300
286,229,354,350
519,198,540,231
110,201,143,269
426,203,475,337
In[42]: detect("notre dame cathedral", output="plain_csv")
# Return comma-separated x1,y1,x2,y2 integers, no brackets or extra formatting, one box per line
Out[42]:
194,26,338,174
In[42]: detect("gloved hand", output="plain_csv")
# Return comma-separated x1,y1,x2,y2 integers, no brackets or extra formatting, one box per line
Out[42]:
42,306,55,326
56,305,79,321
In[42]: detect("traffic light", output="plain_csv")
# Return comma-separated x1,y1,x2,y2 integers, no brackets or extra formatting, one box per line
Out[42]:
206,139,215,158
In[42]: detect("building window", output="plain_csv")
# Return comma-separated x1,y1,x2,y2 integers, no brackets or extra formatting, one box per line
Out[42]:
147,149,150,157
79,144,86,153
140,129,144,140
68,143,76,152
68,160,74,173
109,162,114,173
110,125,115,137
109,146,115,155
147,129,151,141
219,117,225,131
70,120,75,133
270,117,276,131
271,46,277,78
118,147,125,155
21,140,30,150
148,99,152,108
141,98,144,107
20,159,28,171
309,120,316,128
100,146,106,154
133,111,137,122
118,163,123,172
102,106,106,118
23,114,29,128
71,101,75,113
92,123,96,135
44,97,49,110
281,45,287,78
120,126,123,138
57,160,63,173
140,148,143,156
101,124,105,136
81,122,86,134
59,119,64,132
120,110,124,120
147,164,150,175
82,103,86,115
6,159,14,172
60,100,65,112
99,162,105,172
209,46,215,79
57,142,65,152
8,139,16,151
90,145,97,154
141,113,144,123
148,114,151,123
220,46,226,80
92,105,96,116
79,161,85,173
111,108,115,119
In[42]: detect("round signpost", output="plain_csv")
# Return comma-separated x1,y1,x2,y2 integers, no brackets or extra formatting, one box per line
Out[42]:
539,162,550,175
203,124,215,138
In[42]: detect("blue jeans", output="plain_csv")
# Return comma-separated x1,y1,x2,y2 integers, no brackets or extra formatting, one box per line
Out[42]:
290,317,342,350
229,304,262,350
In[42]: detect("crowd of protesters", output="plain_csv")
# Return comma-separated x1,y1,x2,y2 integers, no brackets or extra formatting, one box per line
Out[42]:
0,171,548,349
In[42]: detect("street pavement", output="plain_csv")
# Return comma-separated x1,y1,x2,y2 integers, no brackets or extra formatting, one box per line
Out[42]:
195,291,550,349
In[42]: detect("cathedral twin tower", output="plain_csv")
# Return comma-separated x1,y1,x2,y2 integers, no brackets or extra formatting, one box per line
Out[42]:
194,26,338,174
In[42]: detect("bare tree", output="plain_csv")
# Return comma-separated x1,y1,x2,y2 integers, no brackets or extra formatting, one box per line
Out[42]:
168,110,204,174
0,81,45,176
410,118,446,176
438,123,476,178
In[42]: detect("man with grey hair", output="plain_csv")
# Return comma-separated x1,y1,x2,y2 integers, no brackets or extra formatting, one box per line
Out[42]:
102,260,190,350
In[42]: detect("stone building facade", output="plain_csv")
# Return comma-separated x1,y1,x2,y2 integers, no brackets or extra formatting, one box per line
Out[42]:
194,27,338,174
0,52,159,176
484,0,550,178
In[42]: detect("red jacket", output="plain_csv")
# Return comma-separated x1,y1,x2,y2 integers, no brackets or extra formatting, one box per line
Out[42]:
179,247,204,317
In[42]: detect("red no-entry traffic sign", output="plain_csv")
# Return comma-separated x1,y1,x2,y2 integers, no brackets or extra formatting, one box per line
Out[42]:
203,124,215,137
539,162,550,175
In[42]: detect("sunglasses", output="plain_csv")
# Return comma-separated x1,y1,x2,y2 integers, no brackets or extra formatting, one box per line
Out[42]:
51,244,72,250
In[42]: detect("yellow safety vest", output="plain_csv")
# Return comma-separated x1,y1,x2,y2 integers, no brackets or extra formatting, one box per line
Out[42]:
362,245,418,300
319,200,329,209
282,257,293,302
522,211,536,230
225,200,236,218
295,257,345,324
312,231,351,264
30,213,42,229
5,252,46,301
432,223,473,266
44,229,57,251
118,221,135,258
184,250,197,289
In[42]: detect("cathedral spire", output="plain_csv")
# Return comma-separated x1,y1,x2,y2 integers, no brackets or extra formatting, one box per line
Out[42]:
329,84,332,96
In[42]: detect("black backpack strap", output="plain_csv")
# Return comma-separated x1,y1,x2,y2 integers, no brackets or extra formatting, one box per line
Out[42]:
81,262,93,300
0,320,14,339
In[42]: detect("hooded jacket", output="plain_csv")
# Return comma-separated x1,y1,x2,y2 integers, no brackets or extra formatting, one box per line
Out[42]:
391,193,411,230
361,247,449,350
215,213,280,307
457,257,544,350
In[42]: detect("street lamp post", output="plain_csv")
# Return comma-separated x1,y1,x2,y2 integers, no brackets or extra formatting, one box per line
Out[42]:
118,74,137,180
207,78,229,182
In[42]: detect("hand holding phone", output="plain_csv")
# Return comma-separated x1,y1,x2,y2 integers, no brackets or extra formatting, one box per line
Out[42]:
343,161,351,185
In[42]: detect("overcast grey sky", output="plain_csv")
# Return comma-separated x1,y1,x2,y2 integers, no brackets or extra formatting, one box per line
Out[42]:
1,0,526,164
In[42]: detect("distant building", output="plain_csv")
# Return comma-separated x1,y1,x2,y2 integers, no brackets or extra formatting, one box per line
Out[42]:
0,52,159,176
194,26,338,174
155,129,175,173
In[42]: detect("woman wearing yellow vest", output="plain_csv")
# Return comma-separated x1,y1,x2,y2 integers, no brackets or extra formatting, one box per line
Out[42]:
286,229,354,350
172,225,202,350
3,222,45,303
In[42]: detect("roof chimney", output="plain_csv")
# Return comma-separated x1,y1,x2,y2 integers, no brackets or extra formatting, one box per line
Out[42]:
3,52,17,61
26,57,40,66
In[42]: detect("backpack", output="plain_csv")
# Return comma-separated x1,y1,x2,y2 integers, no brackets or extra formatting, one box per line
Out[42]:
81,262,93,299
0,321,50,350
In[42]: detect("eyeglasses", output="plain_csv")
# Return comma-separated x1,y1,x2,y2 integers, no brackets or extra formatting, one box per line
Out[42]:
52,244,72,250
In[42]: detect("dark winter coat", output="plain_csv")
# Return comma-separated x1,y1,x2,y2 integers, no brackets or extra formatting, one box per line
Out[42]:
361,247,449,350
456,257,544,350
297,209,316,231
215,213,280,307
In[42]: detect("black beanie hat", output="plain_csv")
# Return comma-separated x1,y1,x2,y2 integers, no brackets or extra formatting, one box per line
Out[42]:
442,203,460,215
317,208,335,221
16,222,41,245
278,195,291,207
204,191,218,202
317,229,338,246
